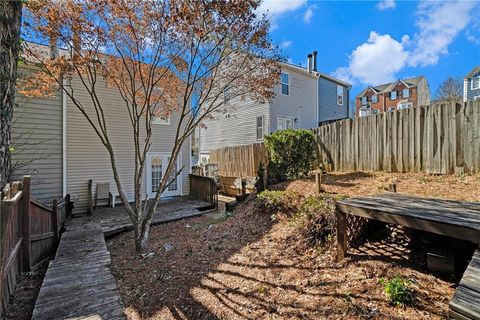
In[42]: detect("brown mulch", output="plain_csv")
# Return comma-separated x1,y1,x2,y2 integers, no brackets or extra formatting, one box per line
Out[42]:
4,263,48,320
273,171,480,201
107,172,478,319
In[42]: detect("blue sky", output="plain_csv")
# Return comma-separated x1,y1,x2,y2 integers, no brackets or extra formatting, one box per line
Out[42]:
259,0,480,99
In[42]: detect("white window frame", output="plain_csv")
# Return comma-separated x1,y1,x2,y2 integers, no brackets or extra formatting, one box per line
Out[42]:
372,109,380,115
256,116,264,140
146,152,182,198
388,107,395,112
472,76,480,90
402,88,410,98
390,91,397,100
397,102,412,110
361,97,367,105
337,85,344,106
277,115,294,130
371,95,378,103
359,109,370,117
152,116,171,125
281,72,289,96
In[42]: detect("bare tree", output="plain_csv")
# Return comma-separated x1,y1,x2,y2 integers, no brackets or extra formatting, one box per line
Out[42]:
22,0,280,252
1,1,22,188
436,77,463,103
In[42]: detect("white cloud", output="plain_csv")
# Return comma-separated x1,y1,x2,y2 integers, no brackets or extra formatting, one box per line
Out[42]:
280,40,293,49
409,0,477,66
303,5,316,23
258,0,306,30
334,0,479,85
334,32,408,85
376,0,396,10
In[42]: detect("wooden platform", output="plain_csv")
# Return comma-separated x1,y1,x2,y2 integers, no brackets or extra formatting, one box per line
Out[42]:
335,192,480,320
95,196,213,237
31,216,125,320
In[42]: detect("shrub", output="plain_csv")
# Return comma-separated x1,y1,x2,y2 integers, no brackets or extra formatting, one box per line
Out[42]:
264,129,316,183
379,276,415,307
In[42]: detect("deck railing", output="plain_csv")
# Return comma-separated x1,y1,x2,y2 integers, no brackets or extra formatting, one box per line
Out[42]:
189,174,218,208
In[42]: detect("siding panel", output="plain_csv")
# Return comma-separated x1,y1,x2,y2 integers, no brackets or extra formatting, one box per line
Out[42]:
318,77,349,123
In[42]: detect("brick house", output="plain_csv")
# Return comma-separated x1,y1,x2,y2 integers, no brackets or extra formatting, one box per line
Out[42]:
356,76,430,117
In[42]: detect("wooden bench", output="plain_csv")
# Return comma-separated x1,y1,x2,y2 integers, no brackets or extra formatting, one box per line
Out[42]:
335,193,480,319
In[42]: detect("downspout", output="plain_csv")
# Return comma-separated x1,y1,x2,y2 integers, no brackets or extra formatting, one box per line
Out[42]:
62,77,67,196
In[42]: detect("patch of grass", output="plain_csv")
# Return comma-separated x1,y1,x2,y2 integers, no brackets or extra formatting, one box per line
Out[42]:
379,276,415,307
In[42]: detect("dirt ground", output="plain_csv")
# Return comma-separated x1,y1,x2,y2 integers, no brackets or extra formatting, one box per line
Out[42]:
4,263,47,320
107,171,480,319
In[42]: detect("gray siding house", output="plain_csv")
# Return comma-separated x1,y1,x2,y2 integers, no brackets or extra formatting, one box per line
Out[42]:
464,66,480,102
199,51,351,159
12,65,191,213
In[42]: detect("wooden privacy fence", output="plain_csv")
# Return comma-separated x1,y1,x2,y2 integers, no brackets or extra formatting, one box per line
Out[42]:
189,174,218,208
0,176,71,318
209,143,266,177
315,101,480,174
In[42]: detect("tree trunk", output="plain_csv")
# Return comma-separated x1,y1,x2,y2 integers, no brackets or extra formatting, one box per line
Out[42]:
134,216,152,253
0,1,22,188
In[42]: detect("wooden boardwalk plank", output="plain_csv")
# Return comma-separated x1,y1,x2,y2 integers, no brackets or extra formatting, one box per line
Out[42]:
31,216,125,320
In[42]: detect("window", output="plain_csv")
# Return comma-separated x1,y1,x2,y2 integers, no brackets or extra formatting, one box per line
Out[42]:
472,76,480,90
359,109,370,117
397,102,412,110
371,95,378,103
223,87,231,103
390,91,397,100
256,116,264,140
153,116,170,125
402,88,410,98
281,72,289,95
361,97,367,105
388,107,395,112
277,116,294,130
372,109,380,115
337,85,344,106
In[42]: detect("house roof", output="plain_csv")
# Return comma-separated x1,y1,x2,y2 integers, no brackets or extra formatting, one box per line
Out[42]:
465,65,480,78
280,61,352,88
356,76,425,98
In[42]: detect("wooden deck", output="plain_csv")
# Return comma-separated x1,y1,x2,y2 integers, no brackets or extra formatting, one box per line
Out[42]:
95,196,213,237
31,216,125,320
31,196,213,319
335,192,480,320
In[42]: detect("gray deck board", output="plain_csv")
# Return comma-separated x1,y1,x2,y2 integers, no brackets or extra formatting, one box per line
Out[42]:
31,196,211,319
336,193,480,320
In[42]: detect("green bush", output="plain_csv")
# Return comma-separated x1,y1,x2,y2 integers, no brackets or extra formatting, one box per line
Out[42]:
255,162,266,193
379,276,415,307
264,129,316,183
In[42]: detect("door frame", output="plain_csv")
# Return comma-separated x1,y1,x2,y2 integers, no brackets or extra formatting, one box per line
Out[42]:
146,152,182,198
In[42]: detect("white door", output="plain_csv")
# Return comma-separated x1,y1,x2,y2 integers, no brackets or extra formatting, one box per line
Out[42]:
147,153,182,198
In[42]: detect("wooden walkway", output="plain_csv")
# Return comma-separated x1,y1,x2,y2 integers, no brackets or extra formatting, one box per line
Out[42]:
95,196,212,237
31,216,125,320
335,192,480,320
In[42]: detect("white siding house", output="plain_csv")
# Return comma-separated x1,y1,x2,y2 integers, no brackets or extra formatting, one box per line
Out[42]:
12,65,191,213
199,52,351,159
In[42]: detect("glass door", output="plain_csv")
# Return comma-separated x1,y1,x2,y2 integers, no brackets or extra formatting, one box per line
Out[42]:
147,153,182,198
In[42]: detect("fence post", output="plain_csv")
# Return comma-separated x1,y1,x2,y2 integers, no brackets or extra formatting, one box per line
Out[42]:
315,172,322,194
88,179,93,215
52,199,59,258
21,175,31,271
65,194,72,218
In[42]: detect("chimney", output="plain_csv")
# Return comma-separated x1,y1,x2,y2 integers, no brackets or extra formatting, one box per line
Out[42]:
307,53,313,73
312,51,318,72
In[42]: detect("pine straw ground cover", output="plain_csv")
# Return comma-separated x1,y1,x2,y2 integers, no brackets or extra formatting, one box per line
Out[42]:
107,171,480,320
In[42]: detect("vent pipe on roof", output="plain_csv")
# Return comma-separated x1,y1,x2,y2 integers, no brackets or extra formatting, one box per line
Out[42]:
307,53,313,73
313,51,318,72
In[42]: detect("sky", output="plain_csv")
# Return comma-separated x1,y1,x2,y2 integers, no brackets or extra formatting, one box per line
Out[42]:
259,0,480,99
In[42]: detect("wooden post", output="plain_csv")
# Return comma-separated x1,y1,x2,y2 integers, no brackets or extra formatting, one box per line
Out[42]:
52,199,59,257
336,209,348,262
88,179,93,215
263,164,268,190
388,183,397,193
315,172,322,194
21,175,31,271
66,194,72,218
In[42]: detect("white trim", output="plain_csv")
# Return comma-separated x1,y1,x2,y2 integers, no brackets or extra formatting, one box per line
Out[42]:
256,115,264,140
62,77,67,196
280,71,290,96
276,115,294,130
146,152,182,198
